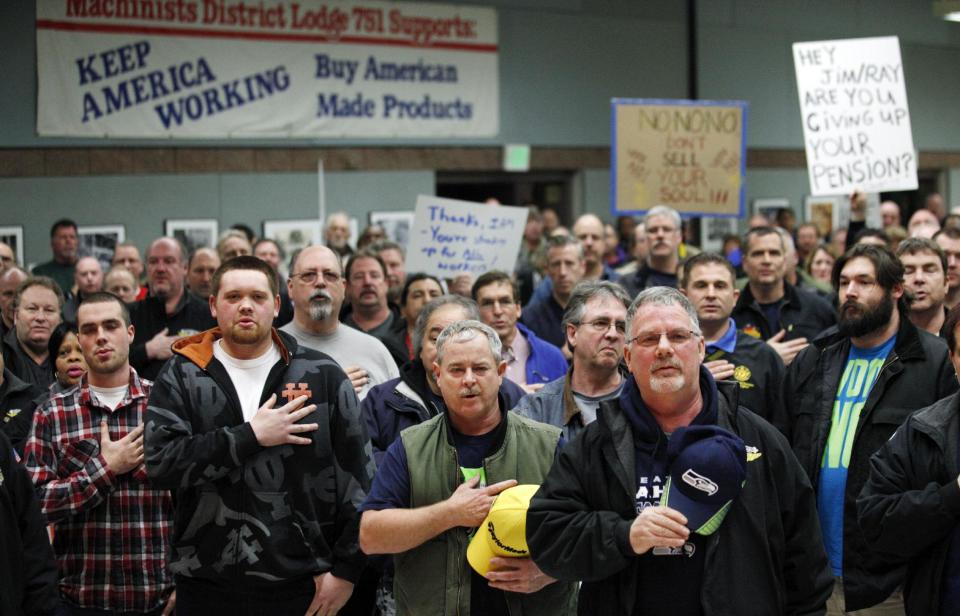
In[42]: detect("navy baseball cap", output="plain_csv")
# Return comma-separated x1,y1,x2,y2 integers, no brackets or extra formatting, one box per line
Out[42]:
660,425,747,535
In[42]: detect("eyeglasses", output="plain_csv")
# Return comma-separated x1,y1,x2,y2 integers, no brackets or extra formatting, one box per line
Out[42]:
578,318,626,335
628,329,700,348
292,270,340,285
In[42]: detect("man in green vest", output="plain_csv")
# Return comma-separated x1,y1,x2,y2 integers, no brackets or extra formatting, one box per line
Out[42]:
358,319,576,616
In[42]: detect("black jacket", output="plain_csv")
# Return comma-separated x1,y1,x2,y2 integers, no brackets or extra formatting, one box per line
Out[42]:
145,328,374,587
0,368,43,456
857,391,960,615
706,330,784,424
0,431,59,616
732,281,836,342
782,316,958,610
2,330,54,391
526,375,832,616
129,292,217,381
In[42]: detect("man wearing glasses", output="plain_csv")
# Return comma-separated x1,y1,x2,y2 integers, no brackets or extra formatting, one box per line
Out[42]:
471,271,567,394
513,280,629,440
281,245,398,400
527,286,832,615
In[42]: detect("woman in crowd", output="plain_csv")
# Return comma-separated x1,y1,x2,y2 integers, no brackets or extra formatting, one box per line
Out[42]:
48,322,86,395
805,243,837,290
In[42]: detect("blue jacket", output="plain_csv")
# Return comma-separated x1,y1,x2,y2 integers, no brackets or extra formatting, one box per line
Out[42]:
517,322,568,386
361,359,528,466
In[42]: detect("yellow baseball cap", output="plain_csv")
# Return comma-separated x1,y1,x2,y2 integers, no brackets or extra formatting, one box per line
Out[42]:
467,484,541,576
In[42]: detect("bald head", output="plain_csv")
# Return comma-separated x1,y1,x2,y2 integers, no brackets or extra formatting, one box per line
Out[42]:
187,247,221,298
0,267,28,328
325,213,351,250
74,256,104,295
147,237,188,300
0,241,14,273
573,214,605,269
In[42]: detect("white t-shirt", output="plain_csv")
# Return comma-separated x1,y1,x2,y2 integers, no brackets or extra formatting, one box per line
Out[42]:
89,384,128,410
213,340,281,422
280,321,399,399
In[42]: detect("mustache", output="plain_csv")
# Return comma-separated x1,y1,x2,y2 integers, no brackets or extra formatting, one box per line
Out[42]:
651,358,682,372
310,289,333,302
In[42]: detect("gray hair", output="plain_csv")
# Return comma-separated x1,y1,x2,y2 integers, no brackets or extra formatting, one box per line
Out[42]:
561,280,632,333
626,286,701,340
412,295,480,357
643,205,682,229
370,239,405,258
546,233,584,259
435,319,502,365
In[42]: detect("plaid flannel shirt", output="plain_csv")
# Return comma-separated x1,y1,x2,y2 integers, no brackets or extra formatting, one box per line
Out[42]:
24,368,173,612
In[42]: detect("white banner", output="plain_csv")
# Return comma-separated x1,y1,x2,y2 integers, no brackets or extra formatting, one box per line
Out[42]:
793,36,917,196
406,195,526,278
36,0,498,138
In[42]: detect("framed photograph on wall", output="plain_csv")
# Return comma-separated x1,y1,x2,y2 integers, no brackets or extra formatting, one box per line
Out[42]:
78,225,125,271
698,217,738,253
0,226,24,267
752,198,789,224
804,195,844,238
165,219,219,254
263,219,322,260
369,211,415,247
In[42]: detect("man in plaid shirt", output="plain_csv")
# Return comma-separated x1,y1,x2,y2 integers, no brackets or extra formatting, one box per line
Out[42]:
24,292,174,615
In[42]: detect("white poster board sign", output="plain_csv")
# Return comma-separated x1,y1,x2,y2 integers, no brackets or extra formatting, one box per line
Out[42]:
36,0,498,138
793,36,917,196
406,195,526,278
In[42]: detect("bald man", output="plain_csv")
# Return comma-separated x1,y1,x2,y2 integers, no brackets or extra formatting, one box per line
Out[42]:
0,267,28,338
0,242,15,273
128,237,216,380
186,247,220,299
63,256,103,322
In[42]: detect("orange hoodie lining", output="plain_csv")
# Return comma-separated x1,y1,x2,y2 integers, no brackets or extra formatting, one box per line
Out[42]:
173,327,291,369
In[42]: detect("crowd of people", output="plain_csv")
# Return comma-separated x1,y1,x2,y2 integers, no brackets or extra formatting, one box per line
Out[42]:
2,193,960,616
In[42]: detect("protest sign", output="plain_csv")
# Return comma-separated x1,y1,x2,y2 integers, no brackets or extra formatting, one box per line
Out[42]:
36,0,498,138
405,195,527,278
794,36,917,195
611,98,748,217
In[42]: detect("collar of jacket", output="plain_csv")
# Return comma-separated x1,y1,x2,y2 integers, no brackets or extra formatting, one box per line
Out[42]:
439,391,510,454
560,363,629,428
1,367,33,396
144,288,192,317
76,367,150,409
596,365,722,499
909,391,960,476
399,359,436,407
172,326,293,369
811,310,926,362
737,278,802,312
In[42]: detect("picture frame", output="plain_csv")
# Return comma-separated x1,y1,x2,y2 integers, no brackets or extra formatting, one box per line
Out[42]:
78,225,125,272
0,225,24,267
698,216,738,253
369,210,415,247
165,219,219,254
804,195,844,238
751,198,790,225
262,219,322,260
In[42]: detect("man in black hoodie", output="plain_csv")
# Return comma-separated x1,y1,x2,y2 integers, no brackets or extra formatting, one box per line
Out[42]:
527,286,831,615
